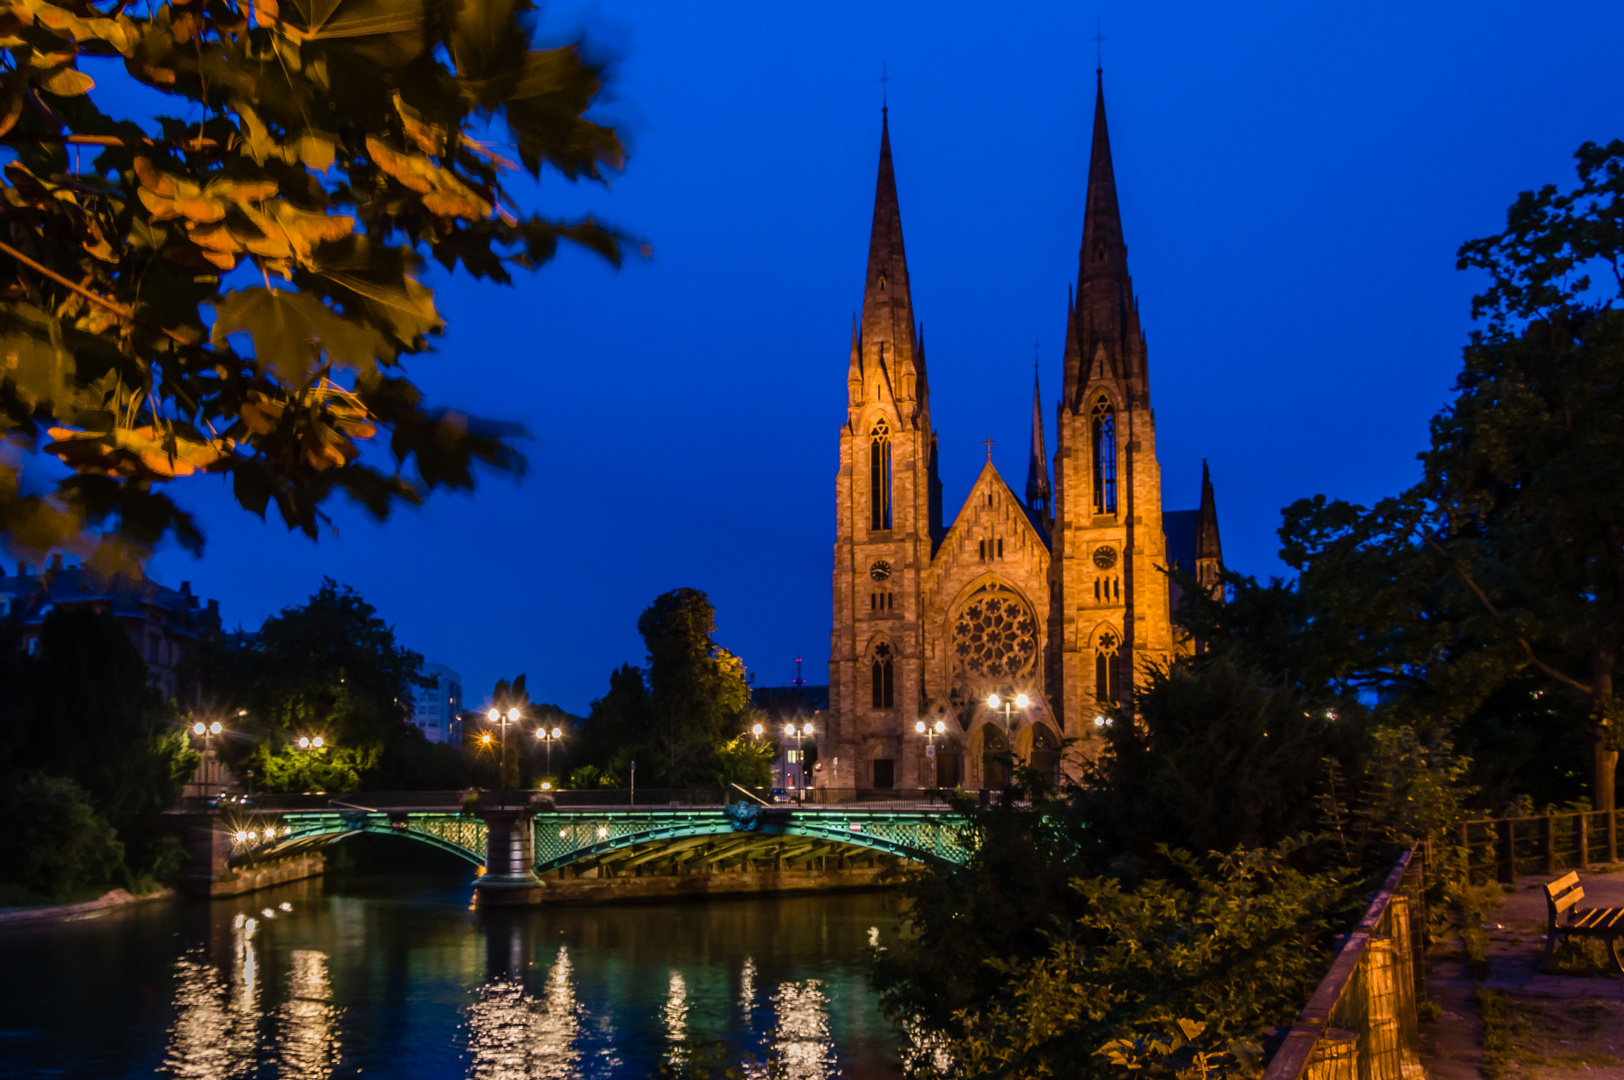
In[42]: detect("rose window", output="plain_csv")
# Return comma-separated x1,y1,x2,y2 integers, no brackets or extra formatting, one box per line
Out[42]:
951,587,1037,681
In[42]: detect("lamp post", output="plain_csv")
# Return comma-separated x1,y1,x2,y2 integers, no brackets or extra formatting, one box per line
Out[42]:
984,692,1029,791
191,719,224,798
534,723,563,783
782,721,814,803
914,718,948,789
486,706,520,799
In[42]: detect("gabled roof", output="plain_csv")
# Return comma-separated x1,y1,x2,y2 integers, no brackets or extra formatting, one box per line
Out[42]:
938,459,1052,559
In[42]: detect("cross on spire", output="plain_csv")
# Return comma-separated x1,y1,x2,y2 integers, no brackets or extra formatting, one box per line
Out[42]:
878,61,892,111
1092,18,1107,73
983,437,995,461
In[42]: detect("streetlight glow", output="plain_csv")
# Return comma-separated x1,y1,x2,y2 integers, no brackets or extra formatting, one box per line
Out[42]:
751,723,763,737
298,736,310,749
1015,693,1030,709
986,693,1001,710
507,707,520,722
935,719,946,734
803,722,814,736
312,737,324,749
208,721,223,735
915,720,926,734
783,723,796,738
481,733,491,745
552,727,562,739
193,722,205,735
487,707,499,722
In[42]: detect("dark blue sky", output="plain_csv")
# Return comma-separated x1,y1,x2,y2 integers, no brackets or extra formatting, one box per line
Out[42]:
148,0,1624,714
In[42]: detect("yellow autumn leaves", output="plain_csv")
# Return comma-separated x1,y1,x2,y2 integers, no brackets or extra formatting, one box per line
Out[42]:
134,157,355,271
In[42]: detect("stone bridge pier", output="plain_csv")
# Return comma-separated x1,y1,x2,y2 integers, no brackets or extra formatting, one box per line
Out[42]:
473,808,544,906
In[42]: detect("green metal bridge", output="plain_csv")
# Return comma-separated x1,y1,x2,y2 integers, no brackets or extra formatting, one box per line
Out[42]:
226,801,971,875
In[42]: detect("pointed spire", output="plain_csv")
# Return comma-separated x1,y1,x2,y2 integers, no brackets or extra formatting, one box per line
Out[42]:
847,312,862,401
1196,460,1221,562
1061,287,1080,402
860,110,918,393
1026,365,1051,513
1071,70,1140,396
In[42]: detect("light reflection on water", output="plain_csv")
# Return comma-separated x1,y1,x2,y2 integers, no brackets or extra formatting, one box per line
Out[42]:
1,876,900,1079
467,948,583,1080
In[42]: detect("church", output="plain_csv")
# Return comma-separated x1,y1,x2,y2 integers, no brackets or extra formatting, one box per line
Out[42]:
822,74,1222,792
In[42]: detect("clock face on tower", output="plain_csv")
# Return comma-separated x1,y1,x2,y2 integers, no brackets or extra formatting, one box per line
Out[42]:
869,560,892,582
1092,546,1118,570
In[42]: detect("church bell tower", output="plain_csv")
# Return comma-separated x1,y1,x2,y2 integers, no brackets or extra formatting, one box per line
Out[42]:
828,109,942,790
1050,71,1177,740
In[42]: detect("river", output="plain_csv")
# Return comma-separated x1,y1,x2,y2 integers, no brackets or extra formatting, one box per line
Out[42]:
0,869,908,1079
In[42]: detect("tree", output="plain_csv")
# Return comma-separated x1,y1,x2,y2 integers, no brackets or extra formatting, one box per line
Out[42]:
577,589,753,787
0,607,192,873
190,577,453,790
637,588,751,784
0,0,631,568
1179,142,1624,811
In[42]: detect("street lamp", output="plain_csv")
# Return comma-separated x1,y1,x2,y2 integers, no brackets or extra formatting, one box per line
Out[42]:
296,736,326,749
985,692,1030,733
486,706,521,796
191,720,224,797
914,718,948,788
782,721,814,802
534,723,563,781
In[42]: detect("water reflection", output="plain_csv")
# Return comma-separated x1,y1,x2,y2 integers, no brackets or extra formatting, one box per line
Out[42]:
467,947,582,1080
163,912,262,1077
662,970,689,1069
7,878,902,1079
770,980,834,1080
278,950,340,1079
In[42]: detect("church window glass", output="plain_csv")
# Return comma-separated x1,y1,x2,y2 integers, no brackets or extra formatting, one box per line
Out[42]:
871,642,894,709
951,587,1037,682
870,421,892,531
1091,398,1117,515
1095,629,1120,703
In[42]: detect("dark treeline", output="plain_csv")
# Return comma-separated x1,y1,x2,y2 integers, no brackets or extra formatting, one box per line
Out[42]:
0,609,193,903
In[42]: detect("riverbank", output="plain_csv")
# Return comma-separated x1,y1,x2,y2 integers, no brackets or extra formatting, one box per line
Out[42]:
0,886,175,927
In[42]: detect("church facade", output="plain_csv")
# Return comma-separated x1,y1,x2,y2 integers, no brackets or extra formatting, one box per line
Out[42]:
822,75,1222,792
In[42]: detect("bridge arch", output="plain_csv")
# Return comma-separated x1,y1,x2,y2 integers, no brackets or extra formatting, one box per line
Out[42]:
535,808,967,873
213,806,966,875
229,811,487,869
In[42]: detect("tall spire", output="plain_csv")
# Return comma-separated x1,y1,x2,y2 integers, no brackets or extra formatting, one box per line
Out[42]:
1196,460,1221,563
860,110,918,396
1026,364,1051,514
1072,70,1141,394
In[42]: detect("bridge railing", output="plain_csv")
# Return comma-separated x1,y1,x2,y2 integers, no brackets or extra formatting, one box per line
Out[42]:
1262,844,1426,1080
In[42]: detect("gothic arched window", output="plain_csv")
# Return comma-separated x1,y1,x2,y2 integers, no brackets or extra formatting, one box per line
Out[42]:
870,420,893,531
871,642,894,709
1095,629,1120,704
1091,398,1117,515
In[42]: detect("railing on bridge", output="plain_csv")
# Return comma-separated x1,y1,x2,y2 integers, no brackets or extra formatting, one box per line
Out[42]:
1458,809,1623,882
1262,845,1426,1080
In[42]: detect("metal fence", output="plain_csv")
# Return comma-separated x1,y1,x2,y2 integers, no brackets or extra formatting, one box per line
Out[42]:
1458,810,1622,882
1262,845,1427,1080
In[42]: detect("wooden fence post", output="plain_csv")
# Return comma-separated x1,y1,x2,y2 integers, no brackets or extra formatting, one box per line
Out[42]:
1579,813,1590,869
1501,818,1517,883
1609,809,1619,865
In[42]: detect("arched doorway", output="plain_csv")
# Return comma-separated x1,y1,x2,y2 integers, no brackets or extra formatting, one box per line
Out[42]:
980,724,1010,790
1028,723,1061,785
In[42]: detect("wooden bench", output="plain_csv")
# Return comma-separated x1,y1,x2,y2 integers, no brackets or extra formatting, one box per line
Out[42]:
1544,871,1624,973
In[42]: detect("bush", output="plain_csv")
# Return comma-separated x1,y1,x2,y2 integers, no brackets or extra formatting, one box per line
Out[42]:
0,773,124,902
